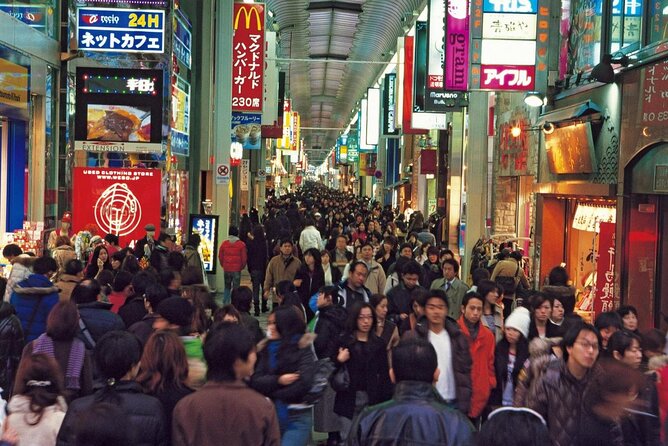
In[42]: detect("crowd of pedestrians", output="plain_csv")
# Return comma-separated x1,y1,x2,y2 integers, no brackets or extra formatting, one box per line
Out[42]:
0,182,662,445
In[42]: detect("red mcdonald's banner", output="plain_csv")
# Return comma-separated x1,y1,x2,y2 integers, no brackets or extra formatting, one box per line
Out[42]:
232,3,265,112
72,167,162,246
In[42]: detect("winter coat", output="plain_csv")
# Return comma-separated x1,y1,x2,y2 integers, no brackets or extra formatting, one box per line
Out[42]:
457,317,496,417
263,255,301,296
363,260,386,295
0,302,23,398
402,317,473,415
422,260,442,288
182,245,204,271
387,283,426,328
528,319,562,340
333,332,392,419
77,301,125,348
481,303,505,343
133,236,155,259
8,395,67,446
128,313,159,347
149,245,171,272
620,372,661,446
489,336,529,407
239,312,264,344
55,274,81,302
348,381,474,446
513,336,563,406
118,296,147,328
375,251,396,275
3,256,35,302
430,277,470,320
217,236,247,273
336,281,371,309
172,380,280,446
299,225,323,252
313,305,348,360
490,258,530,294
10,274,60,343
577,406,624,446
246,236,269,273
250,333,317,405
56,381,167,446
526,359,591,446
294,265,325,321
542,284,577,315
51,245,76,276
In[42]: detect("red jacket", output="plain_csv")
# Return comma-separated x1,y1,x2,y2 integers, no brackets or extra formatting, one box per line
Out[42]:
457,316,496,418
218,237,247,272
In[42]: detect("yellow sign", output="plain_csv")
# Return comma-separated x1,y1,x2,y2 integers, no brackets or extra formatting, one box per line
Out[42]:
234,5,263,31
0,58,29,110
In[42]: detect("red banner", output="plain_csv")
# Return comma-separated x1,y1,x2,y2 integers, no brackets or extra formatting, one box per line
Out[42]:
72,167,162,247
594,222,616,315
402,36,427,135
232,3,264,112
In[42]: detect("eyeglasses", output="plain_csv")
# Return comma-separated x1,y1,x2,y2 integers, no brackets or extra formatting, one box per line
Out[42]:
575,340,599,351
357,315,373,321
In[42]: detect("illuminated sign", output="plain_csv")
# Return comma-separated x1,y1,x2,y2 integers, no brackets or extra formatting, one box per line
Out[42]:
481,65,535,90
483,0,537,13
75,67,164,153
0,4,47,29
77,7,165,53
382,73,398,136
482,13,537,39
481,40,536,65
366,87,380,146
232,3,264,112
427,0,445,89
170,76,190,156
173,11,192,69
0,57,29,110
445,0,470,91
189,214,219,274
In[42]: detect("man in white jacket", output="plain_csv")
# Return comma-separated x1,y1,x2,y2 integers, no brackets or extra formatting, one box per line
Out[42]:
299,217,323,253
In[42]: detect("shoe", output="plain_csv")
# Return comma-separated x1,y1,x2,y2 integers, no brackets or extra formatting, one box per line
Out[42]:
261,301,269,313
254,304,260,317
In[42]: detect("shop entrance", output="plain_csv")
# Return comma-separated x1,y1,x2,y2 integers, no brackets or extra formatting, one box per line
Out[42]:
0,118,28,238
625,144,668,329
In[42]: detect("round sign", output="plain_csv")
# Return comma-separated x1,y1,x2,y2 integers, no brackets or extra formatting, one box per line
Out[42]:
218,164,229,176
374,170,383,179
257,170,266,178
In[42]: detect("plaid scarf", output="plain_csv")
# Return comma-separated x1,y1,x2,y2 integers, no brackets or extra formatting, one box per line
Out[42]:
33,333,85,390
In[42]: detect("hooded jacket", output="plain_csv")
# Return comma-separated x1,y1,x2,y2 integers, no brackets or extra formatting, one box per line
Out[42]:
348,381,474,446
10,274,60,343
3,255,35,302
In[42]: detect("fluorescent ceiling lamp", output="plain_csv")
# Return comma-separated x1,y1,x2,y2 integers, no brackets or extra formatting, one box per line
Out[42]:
366,87,381,146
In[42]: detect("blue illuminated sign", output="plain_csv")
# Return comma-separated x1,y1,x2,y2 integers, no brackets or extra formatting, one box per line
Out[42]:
483,0,537,13
174,11,192,69
76,7,165,53
0,4,47,29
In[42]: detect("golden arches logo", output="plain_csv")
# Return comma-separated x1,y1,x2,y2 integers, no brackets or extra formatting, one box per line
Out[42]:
234,5,262,31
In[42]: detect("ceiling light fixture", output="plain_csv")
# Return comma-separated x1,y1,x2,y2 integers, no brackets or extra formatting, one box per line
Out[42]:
524,91,544,107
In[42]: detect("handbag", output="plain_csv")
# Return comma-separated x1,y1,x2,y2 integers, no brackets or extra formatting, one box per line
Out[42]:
303,358,335,405
330,364,350,392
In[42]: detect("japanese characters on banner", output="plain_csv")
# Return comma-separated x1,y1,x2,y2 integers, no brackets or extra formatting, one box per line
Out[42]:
173,10,192,69
572,204,616,233
240,159,250,191
77,8,165,53
232,3,264,112
232,112,262,150
0,4,49,30
471,0,548,91
189,215,219,273
641,60,668,126
72,168,162,246
594,222,616,315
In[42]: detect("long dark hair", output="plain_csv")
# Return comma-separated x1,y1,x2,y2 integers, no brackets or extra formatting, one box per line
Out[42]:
88,246,112,276
344,301,377,335
14,354,65,425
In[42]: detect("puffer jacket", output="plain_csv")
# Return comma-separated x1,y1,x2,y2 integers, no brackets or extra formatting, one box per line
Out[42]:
77,301,126,348
514,336,563,406
217,236,247,272
10,274,60,343
56,381,167,446
526,359,591,446
3,256,35,302
313,305,348,360
0,302,23,397
403,317,472,415
250,333,317,404
348,381,474,446
457,317,496,418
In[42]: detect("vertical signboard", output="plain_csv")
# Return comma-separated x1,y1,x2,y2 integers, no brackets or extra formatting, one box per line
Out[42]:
402,36,427,135
232,3,264,112
240,159,250,191
170,76,190,156
594,222,616,315
72,167,162,246
189,214,219,273
173,10,192,69
445,0,470,91
382,73,398,136
366,87,380,146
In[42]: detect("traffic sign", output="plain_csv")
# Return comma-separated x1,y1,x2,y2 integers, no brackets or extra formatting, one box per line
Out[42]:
216,163,230,184
257,169,266,181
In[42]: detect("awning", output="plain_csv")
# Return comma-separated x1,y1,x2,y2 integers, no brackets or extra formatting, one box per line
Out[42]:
535,100,601,126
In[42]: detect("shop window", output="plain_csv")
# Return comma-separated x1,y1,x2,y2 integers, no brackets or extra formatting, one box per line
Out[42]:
567,0,603,73
649,0,668,43
610,0,643,52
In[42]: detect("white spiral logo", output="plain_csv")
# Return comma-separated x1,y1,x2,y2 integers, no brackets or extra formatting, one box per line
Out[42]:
94,183,142,236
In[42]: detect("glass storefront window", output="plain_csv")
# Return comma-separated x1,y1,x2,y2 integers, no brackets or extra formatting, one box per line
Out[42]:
0,0,59,39
610,0,643,52
568,0,603,73
649,0,668,43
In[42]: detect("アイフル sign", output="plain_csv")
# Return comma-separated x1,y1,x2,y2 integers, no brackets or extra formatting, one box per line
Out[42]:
232,3,265,112
77,7,165,53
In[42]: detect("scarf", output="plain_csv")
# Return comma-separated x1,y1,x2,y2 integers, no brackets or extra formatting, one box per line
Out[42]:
33,333,85,390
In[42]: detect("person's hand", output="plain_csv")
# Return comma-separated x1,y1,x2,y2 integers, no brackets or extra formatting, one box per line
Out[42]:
399,313,409,320
337,348,350,363
97,258,104,268
278,373,300,385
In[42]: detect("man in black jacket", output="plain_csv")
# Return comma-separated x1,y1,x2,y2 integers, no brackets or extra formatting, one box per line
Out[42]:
72,279,125,349
348,338,474,445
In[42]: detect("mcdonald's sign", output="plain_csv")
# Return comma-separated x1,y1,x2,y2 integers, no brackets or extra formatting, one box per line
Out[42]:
232,3,265,112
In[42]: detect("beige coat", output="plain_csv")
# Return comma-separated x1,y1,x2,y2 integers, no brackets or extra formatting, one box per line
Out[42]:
7,395,67,446
263,255,301,299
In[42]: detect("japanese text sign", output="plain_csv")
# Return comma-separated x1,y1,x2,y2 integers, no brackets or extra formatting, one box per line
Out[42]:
641,60,668,126
445,0,470,91
481,65,536,90
173,11,192,69
72,167,162,247
232,3,264,112
77,7,165,53
189,214,219,273
0,4,48,30
594,222,616,315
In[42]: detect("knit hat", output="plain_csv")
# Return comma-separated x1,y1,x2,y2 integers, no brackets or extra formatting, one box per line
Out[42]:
156,297,194,327
505,306,531,339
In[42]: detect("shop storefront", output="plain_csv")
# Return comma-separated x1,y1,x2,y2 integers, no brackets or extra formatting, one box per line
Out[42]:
534,83,621,320
619,58,668,329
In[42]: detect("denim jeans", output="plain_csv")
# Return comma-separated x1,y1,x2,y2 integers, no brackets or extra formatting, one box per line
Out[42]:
281,408,312,446
250,269,264,307
223,271,241,305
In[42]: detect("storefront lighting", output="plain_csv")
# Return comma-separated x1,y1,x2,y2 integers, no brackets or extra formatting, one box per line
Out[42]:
542,122,555,134
523,91,544,107
511,126,522,137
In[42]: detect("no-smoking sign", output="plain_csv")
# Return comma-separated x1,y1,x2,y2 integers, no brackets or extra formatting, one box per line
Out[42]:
216,163,230,184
